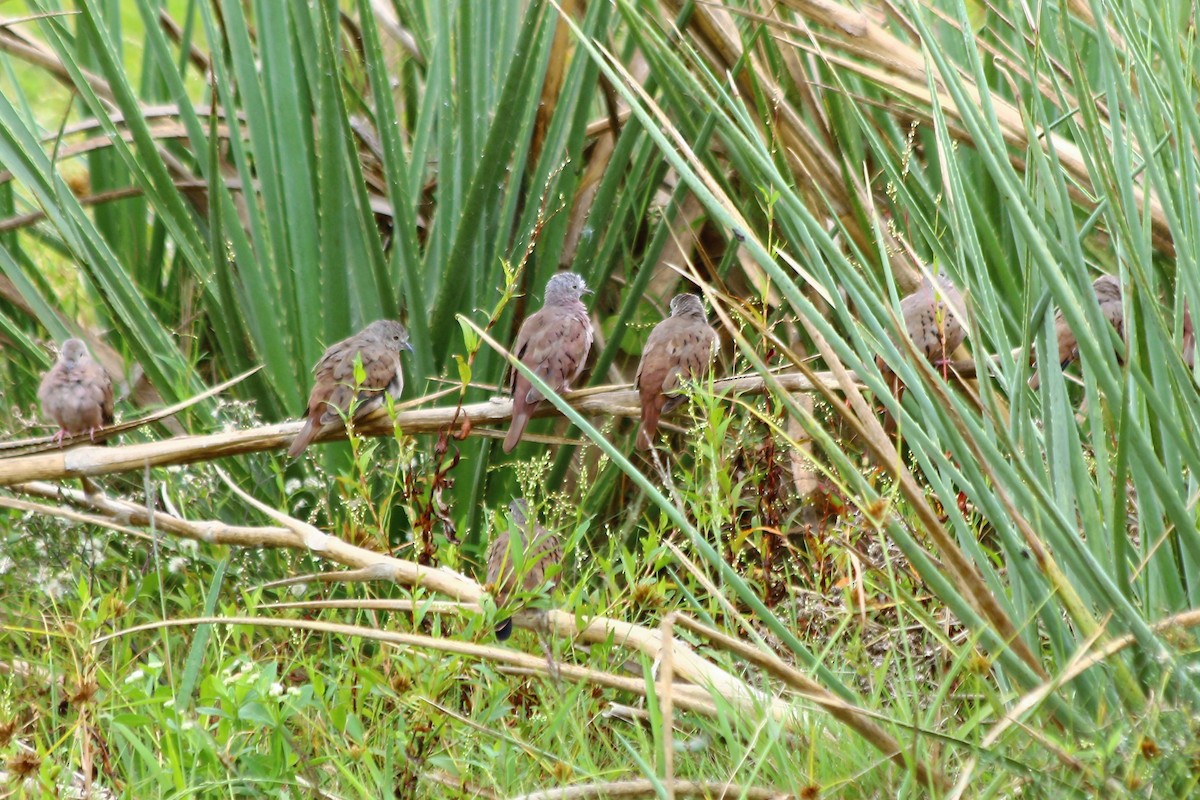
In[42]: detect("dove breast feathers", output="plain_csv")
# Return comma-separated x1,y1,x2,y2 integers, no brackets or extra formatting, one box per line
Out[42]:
38,340,114,434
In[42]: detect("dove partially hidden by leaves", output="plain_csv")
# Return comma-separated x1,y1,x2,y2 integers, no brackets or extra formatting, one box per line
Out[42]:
485,499,563,641
897,274,967,368
288,320,413,458
38,338,114,445
1054,275,1124,368
1032,275,1124,388
635,294,717,450
503,272,594,453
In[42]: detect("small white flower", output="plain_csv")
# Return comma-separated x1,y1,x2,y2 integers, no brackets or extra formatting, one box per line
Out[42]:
269,682,284,697
284,479,302,495
0,557,12,575
42,576,67,599
178,539,199,554
167,557,188,574
125,669,146,684
289,583,308,598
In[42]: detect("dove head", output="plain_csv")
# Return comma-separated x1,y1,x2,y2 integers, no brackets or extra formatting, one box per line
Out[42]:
669,293,706,319
60,338,88,368
365,320,414,354
508,498,530,535
544,272,591,305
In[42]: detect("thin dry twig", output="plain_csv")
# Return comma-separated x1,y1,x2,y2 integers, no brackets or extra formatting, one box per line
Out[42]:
94,615,723,718
510,779,790,800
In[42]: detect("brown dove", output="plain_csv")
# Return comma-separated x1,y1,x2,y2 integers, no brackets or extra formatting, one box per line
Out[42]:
1053,275,1124,367
635,294,717,450
503,272,593,453
38,338,114,445
1031,275,1124,388
485,499,563,641
288,320,413,458
898,275,967,367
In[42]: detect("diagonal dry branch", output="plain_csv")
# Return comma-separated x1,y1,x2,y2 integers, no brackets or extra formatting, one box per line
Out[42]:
14,475,796,729
0,370,841,486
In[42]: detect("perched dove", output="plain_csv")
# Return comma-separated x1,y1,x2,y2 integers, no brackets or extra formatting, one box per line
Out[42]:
288,320,414,458
1031,275,1123,388
485,499,563,641
38,338,114,445
502,272,593,453
635,294,717,450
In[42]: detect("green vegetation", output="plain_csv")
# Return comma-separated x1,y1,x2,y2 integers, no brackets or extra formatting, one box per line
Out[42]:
1,0,1198,796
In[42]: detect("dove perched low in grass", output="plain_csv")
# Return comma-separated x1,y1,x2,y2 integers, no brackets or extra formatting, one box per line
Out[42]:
635,294,717,450
898,275,967,367
485,499,563,641
503,272,593,453
288,320,413,458
1031,275,1124,388
1054,275,1124,368
38,338,114,445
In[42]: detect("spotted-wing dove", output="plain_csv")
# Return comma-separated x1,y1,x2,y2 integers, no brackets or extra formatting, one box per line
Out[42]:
1031,275,1124,388
503,272,593,453
635,294,717,450
38,338,114,445
898,275,967,367
288,319,413,458
485,499,563,640
1053,275,1124,368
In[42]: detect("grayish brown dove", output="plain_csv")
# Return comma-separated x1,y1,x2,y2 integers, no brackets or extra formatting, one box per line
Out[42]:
1031,275,1124,388
503,272,593,453
485,499,563,640
38,338,114,445
635,294,717,450
897,275,967,367
1053,275,1124,367
288,320,413,458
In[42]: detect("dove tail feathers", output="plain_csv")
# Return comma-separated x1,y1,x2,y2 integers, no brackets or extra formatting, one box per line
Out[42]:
288,417,319,458
636,414,658,451
494,618,513,640
503,410,531,453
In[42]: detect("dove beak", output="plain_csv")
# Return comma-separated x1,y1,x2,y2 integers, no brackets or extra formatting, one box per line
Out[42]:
403,341,415,354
